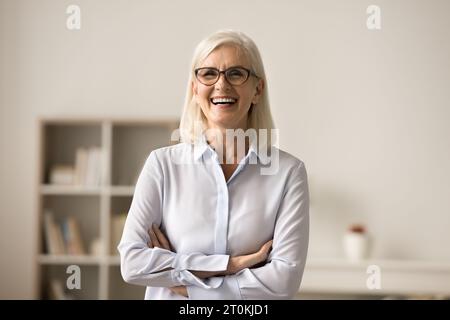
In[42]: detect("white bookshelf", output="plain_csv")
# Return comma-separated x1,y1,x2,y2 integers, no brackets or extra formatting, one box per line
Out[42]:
36,118,178,299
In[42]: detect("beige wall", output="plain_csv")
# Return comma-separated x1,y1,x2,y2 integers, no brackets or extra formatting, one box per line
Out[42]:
1,0,449,298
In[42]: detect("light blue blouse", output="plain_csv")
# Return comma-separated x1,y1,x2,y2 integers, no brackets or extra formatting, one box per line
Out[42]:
118,140,309,299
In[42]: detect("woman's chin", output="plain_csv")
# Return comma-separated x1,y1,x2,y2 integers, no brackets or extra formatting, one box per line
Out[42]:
210,103,237,111
208,108,236,121
207,117,238,129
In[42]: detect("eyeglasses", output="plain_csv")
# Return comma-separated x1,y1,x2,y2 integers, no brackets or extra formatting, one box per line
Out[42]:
194,66,259,86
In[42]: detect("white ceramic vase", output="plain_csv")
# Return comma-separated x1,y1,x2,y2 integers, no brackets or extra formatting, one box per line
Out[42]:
343,232,370,261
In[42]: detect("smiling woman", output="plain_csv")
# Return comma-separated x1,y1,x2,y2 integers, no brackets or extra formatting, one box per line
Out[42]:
118,30,310,300
192,45,263,135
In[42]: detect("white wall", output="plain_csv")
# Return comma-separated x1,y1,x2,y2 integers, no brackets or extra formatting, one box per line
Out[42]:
1,0,449,298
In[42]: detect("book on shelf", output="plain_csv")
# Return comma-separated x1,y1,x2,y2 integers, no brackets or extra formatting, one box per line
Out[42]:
43,210,86,255
74,146,103,186
48,279,75,300
43,210,66,255
61,216,86,255
48,147,103,187
49,165,75,185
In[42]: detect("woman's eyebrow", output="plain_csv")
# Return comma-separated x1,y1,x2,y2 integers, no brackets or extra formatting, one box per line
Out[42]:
228,65,248,69
199,65,249,69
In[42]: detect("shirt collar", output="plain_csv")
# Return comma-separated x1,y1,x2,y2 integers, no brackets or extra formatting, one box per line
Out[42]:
192,134,210,161
248,139,271,165
192,134,271,165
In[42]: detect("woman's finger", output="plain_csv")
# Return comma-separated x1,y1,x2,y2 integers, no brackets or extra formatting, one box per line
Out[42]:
170,286,188,297
148,227,161,248
259,240,273,257
152,224,172,251
262,240,273,252
244,239,274,268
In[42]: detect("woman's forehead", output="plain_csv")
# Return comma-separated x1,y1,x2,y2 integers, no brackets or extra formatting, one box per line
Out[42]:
200,45,250,68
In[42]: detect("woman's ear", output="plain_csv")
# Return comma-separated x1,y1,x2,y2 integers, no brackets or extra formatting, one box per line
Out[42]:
192,80,198,96
252,79,264,105
192,81,201,105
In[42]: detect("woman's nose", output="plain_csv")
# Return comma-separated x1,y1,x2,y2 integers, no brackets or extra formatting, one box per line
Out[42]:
214,73,231,90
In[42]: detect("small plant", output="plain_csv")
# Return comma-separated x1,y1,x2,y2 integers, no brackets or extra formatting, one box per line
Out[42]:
348,224,366,234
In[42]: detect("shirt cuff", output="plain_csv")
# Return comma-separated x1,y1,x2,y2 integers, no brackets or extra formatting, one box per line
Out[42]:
186,275,242,300
170,253,230,288
172,252,229,272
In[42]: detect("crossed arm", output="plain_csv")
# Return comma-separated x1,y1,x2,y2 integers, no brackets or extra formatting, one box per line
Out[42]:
147,223,273,298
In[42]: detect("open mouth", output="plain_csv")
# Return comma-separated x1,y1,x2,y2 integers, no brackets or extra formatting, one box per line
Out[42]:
210,97,238,106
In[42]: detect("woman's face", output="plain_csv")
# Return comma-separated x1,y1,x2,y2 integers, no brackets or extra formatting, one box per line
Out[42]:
192,45,263,131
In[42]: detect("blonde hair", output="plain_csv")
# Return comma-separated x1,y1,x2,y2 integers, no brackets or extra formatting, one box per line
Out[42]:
179,30,275,145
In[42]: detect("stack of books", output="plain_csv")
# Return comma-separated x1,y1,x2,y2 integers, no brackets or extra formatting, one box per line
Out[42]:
49,146,103,186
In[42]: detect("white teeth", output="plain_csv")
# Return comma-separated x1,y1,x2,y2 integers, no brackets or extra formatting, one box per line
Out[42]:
211,97,237,104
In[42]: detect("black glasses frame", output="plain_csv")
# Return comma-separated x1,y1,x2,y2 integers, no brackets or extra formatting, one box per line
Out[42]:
194,66,259,86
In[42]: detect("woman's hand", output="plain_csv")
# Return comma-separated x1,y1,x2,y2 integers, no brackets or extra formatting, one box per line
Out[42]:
148,223,172,251
169,286,188,297
224,240,273,275
187,240,274,277
147,224,273,297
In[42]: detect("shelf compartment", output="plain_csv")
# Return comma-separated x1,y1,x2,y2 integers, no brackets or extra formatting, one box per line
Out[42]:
42,123,102,185
41,195,100,256
110,196,132,255
111,123,176,186
108,266,145,299
40,265,99,300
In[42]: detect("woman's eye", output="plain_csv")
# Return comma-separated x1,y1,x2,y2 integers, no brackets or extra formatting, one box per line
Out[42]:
228,69,244,78
201,70,218,78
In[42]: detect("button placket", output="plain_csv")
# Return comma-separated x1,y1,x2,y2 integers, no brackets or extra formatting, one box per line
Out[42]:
210,150,229,254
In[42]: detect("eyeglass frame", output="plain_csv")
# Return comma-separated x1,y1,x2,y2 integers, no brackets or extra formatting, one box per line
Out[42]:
194,66,259,86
